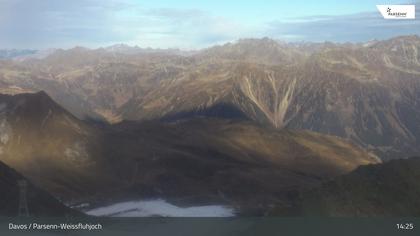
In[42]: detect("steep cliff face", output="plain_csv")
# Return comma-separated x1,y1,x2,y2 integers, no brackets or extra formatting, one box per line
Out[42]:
1,36,420,159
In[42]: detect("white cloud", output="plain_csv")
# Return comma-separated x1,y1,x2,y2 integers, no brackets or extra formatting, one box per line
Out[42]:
0,0,256,49
0,0,137,48
266,8,420,42
125,8,258,49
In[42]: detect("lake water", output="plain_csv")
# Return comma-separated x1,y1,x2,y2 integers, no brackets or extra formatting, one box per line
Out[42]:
84,199,235,217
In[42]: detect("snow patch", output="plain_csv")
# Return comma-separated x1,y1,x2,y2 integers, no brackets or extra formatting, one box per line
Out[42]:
0,133,9,144
85,199,235,217
0,119,12,144
64,142,88,161
41,109,52,127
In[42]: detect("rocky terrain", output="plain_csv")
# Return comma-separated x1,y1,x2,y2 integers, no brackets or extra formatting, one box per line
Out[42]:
1,36,419,160
0,92,379,214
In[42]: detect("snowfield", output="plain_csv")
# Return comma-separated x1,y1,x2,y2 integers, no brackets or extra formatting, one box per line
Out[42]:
84,199,235,217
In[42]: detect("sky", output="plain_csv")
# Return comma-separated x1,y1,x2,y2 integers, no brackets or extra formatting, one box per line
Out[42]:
0,0,419,49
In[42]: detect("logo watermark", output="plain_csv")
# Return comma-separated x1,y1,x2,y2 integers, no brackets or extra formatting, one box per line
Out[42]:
376,5,415,19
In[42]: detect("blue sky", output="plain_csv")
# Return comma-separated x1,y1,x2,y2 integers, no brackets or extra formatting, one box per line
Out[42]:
0,0,419,49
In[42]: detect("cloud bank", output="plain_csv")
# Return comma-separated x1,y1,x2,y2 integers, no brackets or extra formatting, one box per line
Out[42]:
0,0,418,49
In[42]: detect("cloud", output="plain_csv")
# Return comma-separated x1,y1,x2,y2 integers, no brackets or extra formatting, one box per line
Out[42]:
116,7,256,49
265,7,420,42
0,0,419,49
0,0,254,49
0,0,136,48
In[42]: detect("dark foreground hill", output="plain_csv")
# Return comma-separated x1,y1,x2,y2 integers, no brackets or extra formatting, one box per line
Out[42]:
0,160,80,217
271,157,420,216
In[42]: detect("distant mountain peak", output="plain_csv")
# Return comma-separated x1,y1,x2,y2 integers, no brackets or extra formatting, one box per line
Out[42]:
0,49,38,59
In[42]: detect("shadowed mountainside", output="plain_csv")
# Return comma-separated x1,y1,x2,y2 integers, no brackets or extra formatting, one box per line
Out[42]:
0,92,379,214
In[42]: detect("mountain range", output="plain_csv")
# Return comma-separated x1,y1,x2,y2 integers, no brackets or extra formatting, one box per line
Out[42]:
1,36,420,160
0,49,37,60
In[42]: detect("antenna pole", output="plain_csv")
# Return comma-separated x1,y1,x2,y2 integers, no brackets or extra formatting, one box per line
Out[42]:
18,180,29,217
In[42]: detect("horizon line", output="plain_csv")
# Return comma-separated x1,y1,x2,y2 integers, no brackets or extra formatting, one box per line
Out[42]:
1,34,419,51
